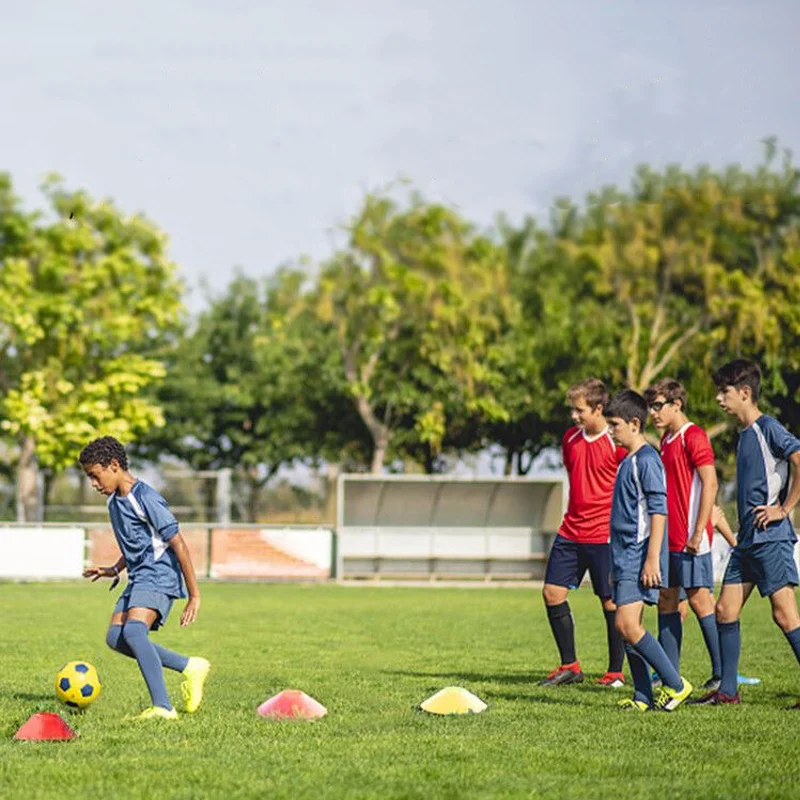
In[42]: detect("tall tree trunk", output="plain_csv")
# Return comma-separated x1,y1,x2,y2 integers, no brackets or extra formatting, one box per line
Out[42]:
504,448,516,476
202,477,216,523
247,477,261,523
41,470,54,522
324,463,340,525
370,435,388,474
16,435,39,522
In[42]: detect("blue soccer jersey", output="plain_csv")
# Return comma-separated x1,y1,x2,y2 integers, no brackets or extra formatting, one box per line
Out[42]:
610,444,668,582
107,481,185,597
736,415,800,549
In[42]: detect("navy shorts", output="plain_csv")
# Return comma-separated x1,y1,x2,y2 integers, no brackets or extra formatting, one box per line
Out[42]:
667,552,714,591
723,540,799,598
612,579,659,607
544,535,612,598
113,584,176,631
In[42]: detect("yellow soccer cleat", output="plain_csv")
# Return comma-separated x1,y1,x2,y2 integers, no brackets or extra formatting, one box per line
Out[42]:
136,706,179,721
181,657,211,713
617,697,649,711
654,677,693,712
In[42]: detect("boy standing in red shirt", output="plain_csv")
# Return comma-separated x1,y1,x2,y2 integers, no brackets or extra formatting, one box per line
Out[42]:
645,378,721,690
540,378,627,687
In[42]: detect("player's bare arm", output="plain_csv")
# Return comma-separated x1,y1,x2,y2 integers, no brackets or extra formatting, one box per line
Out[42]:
642,513,665,588
83,556,127,581
686,464,718,554
711,505,737,548
170,533,201,627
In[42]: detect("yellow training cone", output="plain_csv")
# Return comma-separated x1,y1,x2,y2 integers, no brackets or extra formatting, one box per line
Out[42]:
420,686,487,715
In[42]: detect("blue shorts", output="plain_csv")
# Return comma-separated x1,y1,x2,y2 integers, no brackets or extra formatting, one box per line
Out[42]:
723,540,799,598
613,579,659,607
667,551,714,591
544,535,612,598
113,584,175,631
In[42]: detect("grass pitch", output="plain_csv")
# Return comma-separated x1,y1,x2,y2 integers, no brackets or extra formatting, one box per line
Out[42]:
2,581,800,799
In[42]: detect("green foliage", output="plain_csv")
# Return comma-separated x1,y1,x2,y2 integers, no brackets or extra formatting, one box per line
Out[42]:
0,174,182,473
313,191,521,472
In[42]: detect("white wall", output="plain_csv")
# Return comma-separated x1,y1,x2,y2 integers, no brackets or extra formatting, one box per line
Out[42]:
0,527,85,579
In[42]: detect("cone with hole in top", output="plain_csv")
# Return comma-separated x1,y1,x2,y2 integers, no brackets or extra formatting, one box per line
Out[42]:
419,686,487,715
257,690,327,719
14,712,78,741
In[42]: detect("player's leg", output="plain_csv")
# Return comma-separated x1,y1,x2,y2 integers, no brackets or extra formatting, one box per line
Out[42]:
106,610,135,658
122,607,176,715
615,601,651,707
687,585,721,689
616,582,692,710
657,583,683,673
586,543,625,686
694,551,755,705
106,610,191,675
762,540,800,706
540,536,584,685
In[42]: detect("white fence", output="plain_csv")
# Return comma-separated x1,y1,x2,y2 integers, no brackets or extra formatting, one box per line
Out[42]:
0,523,335,581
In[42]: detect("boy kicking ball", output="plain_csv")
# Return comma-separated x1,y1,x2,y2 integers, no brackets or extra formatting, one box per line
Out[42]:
80,436,210,720
605,390,693,711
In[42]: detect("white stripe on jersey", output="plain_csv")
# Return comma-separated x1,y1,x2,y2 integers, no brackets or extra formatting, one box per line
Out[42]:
567,429,583,445
631,456,650,544
752,423,788,506
126,491,168,562
680,426,711,555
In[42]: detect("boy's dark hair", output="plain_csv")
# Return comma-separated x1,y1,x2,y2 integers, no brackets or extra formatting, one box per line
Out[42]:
566,377,608,410
643,378,687,411
712,359,761,401
79,436,129,471
605,389,648,430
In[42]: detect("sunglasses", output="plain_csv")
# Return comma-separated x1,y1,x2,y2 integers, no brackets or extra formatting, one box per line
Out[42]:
649,400,674,413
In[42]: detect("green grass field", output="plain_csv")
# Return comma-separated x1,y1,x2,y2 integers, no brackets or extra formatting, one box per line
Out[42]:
2,581,800,799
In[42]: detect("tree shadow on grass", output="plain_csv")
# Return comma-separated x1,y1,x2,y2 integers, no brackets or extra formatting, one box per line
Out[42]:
382,669,534,685
484,690,588,706
2,691,54,702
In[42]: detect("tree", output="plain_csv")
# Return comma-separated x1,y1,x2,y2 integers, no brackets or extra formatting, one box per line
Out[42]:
0,175,183,520
136,270,369,520
313,190,521,473
497,143,800,470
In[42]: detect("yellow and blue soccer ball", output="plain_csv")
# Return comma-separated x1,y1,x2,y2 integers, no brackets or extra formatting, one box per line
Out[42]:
55,661,102,709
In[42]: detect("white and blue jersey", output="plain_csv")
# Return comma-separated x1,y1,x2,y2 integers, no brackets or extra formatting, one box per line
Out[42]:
610,444,668,582
736,415,800,549
107,481,185,598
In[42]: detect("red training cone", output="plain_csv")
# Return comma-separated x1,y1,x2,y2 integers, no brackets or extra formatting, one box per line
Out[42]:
257,690,327,720
14,712,78,741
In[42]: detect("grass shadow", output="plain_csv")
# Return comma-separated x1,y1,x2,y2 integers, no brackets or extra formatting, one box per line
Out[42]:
383,669,534,685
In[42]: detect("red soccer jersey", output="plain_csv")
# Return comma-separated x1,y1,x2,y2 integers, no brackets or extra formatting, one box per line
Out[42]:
660,422,716,553
559,426,627,544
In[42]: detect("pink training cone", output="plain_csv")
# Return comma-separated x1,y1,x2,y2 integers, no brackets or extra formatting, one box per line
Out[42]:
14,712,78,741
257,690,327,720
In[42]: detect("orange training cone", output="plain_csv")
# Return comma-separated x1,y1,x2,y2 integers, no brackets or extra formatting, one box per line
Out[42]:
14,712,78,741
257,690,327,720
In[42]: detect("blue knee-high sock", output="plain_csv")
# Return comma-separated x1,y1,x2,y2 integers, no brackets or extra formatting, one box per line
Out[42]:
658,612,683,672
107,625,189,673
153,643,190,673
632,631,682,691
784,627,800,667
107,624,134,657
122,620,173,710
699,613,722,678
718,620,741,697
625,643,654,706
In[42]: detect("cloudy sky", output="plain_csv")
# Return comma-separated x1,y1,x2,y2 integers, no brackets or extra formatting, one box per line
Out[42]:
2,0,799,310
